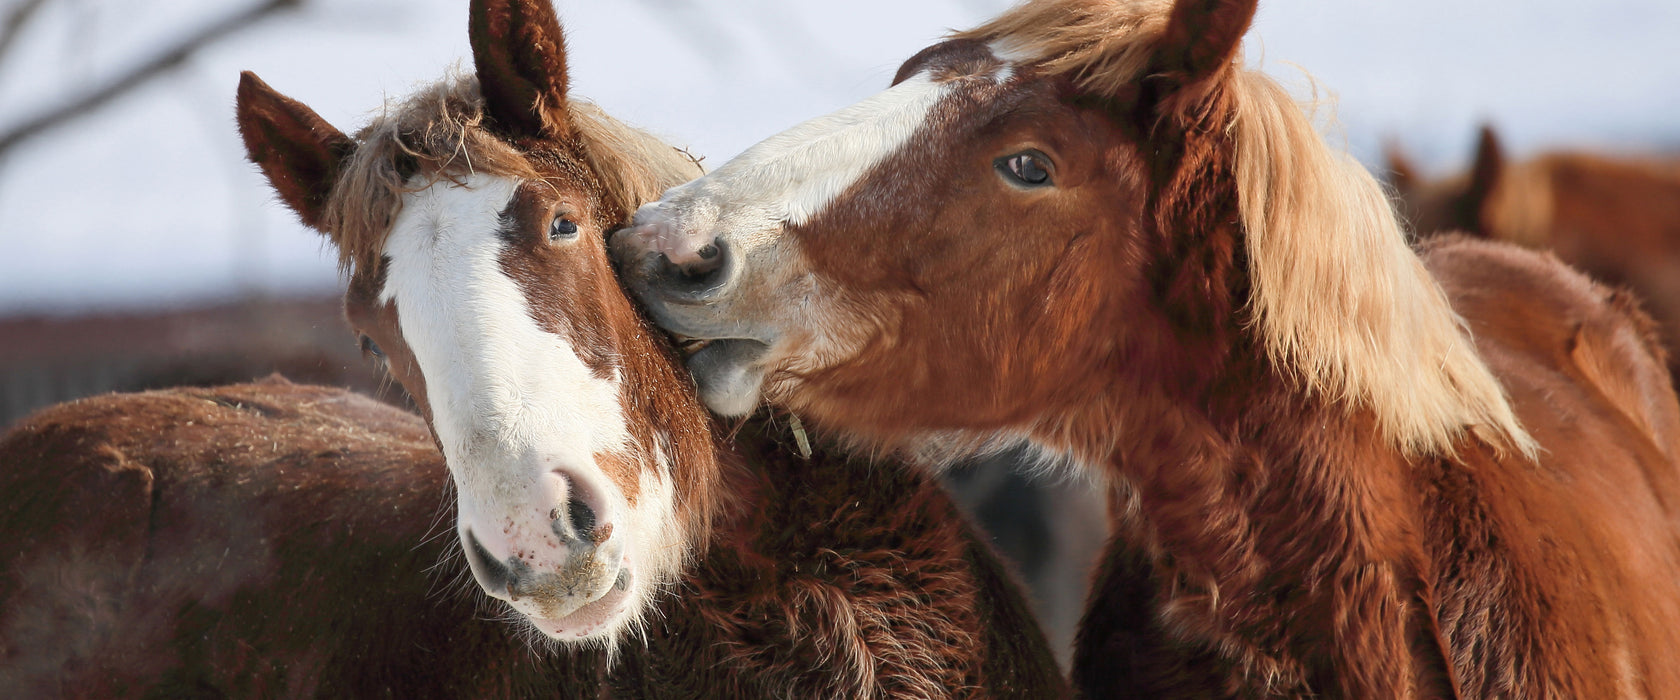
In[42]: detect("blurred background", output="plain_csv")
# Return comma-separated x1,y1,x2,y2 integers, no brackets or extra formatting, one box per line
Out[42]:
2,0,1677,666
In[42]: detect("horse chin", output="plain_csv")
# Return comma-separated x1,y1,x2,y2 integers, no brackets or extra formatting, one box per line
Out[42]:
521,567,640,644
686,338,771,416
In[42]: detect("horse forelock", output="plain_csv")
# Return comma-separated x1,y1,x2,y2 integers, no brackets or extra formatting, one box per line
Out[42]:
323,72,702,282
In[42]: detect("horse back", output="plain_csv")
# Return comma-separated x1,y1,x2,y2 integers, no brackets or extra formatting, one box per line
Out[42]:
1,380,1065,698
1419,235,1680,696
0,378,593,698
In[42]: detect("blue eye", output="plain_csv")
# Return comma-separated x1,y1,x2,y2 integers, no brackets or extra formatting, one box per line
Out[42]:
549,216,579,241
359,335,384,358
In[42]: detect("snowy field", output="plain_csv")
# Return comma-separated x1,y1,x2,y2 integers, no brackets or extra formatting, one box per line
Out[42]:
1,0,1676,314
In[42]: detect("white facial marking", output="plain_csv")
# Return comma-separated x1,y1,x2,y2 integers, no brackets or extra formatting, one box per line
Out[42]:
380,174,629,497
633,70,950,254
987,38,1038,68
378,172,683,643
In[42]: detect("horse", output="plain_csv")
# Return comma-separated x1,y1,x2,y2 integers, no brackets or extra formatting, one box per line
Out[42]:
230,0,1065,694
0,378,1062,697
609,0,1680,696
1390,125,1680,380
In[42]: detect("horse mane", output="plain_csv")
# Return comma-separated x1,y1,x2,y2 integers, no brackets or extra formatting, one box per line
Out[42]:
323,72,702,276
952,0,1171,96
1230,74,1534,458
957,0,1536,458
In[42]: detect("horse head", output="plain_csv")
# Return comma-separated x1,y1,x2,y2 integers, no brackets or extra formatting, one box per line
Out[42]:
236,0,710,647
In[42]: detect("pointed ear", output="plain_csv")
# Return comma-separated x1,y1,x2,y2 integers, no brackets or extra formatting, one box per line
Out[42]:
1385,140,1420,195
469,0,571,141
1153,0,1257,88
1464,124,1505,232
236,71,354,231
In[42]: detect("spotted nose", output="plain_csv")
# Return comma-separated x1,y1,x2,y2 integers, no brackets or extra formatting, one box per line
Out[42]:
456,472,623,619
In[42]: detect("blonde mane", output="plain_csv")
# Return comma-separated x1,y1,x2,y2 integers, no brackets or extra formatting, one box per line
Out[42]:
323,72,703,276
953,0,1171,96
960,0,1535,458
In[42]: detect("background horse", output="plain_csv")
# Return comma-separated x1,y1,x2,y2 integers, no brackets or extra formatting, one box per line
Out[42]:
0,378,1062,697
1390,125,1680,381
233,0,1064,693
612,0,1680,695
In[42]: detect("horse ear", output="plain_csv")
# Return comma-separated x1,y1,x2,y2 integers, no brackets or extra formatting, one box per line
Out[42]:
1385,140,1420,195
1153,0,1257,90
236,71,354,232
1464,124,1506,233
469,0,571,141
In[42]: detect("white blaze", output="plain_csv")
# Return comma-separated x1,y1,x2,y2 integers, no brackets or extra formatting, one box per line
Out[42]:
379,173,631,511
634,71,950,248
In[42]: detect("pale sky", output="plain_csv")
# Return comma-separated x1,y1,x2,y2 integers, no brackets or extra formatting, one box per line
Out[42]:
1,0,1676,315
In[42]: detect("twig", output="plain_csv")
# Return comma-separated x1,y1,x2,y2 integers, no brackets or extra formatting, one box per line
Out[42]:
0,0,301,159
0,0,51,67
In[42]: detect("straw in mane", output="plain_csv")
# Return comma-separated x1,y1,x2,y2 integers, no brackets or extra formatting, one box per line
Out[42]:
323,72,701,276
955,0,1535,458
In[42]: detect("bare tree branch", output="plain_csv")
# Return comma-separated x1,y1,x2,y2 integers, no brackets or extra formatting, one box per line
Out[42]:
0,0,301,159
0,0,52,66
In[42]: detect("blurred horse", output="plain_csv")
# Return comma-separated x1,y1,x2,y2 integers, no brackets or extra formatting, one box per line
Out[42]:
1390,125,1680,378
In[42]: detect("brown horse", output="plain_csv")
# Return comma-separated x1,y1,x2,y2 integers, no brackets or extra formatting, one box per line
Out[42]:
611,0,1680,696
1391,125,1680,379
230,0,1064,694
0,378,1062,697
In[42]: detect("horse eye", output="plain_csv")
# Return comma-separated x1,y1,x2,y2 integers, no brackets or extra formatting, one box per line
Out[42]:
997,152,1052,187
549,216,580,241
359,335,385,359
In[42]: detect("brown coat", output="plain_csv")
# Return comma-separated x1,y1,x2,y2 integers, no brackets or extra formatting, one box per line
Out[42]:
0,379,1066,698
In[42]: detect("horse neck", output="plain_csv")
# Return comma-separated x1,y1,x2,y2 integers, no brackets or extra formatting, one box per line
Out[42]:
1055,122,1444,690
1062,330,1444,691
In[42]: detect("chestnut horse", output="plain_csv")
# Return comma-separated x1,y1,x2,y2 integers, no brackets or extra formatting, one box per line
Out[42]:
231,0,1063,694
1391,125,1680,380
612,0,1680,696
0,379,1062,697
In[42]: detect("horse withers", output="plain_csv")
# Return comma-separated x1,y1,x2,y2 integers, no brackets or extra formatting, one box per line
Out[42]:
612,0,1680,695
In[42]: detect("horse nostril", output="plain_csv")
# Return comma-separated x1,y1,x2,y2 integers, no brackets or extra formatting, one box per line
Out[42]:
463,529,514,598
682,242,725,279
654,239,728,293
567,496,597,541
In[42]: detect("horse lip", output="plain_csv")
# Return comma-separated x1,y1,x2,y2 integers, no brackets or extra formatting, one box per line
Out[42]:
521,567,635,640
651,284,729,306
671,333,770,360
684,339,772,392
688,338,770,364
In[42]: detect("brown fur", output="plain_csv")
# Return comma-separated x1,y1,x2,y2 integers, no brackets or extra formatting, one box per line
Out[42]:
0,379,1065,698
615,0,1680,695
230,0,1066,694
1392,125,1680,384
